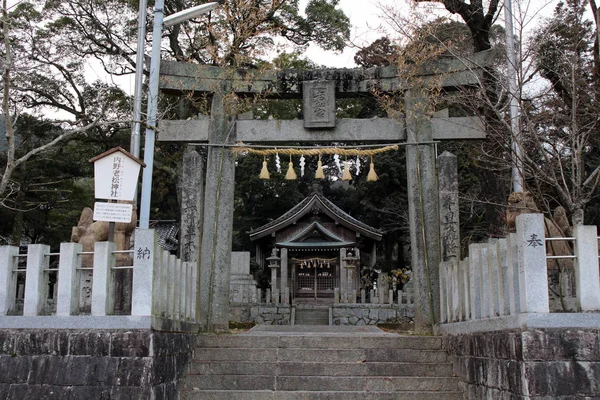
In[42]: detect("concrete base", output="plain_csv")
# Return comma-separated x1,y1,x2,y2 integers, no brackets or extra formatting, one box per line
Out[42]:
0,316,201,333
438,313,600,335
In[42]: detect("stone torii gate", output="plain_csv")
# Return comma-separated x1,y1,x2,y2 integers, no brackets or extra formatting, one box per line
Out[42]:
156,52,492,332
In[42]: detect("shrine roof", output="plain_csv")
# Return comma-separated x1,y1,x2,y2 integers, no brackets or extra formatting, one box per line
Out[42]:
249,192,382,242
276,221,355,249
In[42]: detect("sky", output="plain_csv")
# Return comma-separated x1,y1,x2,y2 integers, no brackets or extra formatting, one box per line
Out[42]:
85,0,415,94
299,0,403,68
12,0,560,97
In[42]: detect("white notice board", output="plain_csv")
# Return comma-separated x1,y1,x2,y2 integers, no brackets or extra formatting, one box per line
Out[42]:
93,202,133,223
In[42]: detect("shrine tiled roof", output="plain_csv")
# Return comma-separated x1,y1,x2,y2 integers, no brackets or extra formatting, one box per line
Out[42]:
149,220,179,252
249,192,382,241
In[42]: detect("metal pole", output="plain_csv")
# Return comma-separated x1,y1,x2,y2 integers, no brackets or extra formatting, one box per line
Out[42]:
139,0,165,229
504,0,523,193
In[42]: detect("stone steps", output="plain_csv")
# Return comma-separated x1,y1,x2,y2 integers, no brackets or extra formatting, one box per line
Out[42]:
294,308,329,325
188,361,454,377
179,327,462,400
180,390,465,400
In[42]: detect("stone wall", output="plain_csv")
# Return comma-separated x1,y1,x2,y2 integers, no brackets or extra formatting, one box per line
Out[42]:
230,304,292,325
332,304,414,325
443,329,600,399
0,329,196,399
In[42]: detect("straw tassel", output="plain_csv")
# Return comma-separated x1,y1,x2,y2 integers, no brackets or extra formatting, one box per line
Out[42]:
285,155,297,180
259,157,270,180
315,156,325,179
367,157,379,181
342,160,352,181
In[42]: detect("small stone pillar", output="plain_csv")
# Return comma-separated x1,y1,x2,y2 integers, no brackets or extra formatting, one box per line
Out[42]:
267,249,280,303
573,224,600,311
23,244,50,316
56,242,83,316
516,214,549,313
0,246,19,315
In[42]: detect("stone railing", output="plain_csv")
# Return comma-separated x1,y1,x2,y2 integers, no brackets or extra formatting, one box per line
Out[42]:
438,213,600,334
0,229,200,332
334,287,414,306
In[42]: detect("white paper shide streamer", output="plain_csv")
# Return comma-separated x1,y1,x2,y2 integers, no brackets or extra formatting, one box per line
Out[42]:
300,155,306,177
275,153,281,173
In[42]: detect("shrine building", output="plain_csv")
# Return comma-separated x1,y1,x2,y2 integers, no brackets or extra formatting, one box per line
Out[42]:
250,192,381,304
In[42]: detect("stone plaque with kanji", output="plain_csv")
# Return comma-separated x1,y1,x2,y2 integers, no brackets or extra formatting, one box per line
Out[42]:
303,80,336,128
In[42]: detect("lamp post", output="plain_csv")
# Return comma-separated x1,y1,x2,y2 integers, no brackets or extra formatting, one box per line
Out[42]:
504,0,523,193
139,1,220,229
130,0,147,159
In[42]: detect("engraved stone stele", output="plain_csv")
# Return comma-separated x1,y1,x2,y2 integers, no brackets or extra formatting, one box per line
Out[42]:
438,151,460,261
303,80,336,128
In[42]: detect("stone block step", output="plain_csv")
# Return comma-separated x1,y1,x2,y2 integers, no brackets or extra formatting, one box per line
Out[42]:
188,361,454,377
294,319,329,325
193,347,448,363
183,375,459,392
180,390,465,400
293,319,329,325
196,334,442,350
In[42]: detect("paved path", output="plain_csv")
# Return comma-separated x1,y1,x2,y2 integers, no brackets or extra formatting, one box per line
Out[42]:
242,325,398,336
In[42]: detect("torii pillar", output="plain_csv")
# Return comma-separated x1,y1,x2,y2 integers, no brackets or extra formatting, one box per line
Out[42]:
198,91,237,332
405,89,440,331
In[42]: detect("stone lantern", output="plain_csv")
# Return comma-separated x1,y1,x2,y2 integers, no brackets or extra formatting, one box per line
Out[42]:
266,248,281,303
342,248,360,303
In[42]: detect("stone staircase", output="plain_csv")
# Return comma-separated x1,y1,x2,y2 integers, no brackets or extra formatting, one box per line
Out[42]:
294,307,329,325
179,326,463,399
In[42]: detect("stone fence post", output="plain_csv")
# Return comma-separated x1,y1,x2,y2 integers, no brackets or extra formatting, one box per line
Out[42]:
132,229,158,317
516,214,549,313
23,244,50,316
91,241,116,316
56,242,82,316
0,246,19,315
468,244,484,320
573,224,600,311
439,260,449,323
507,233,521,314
